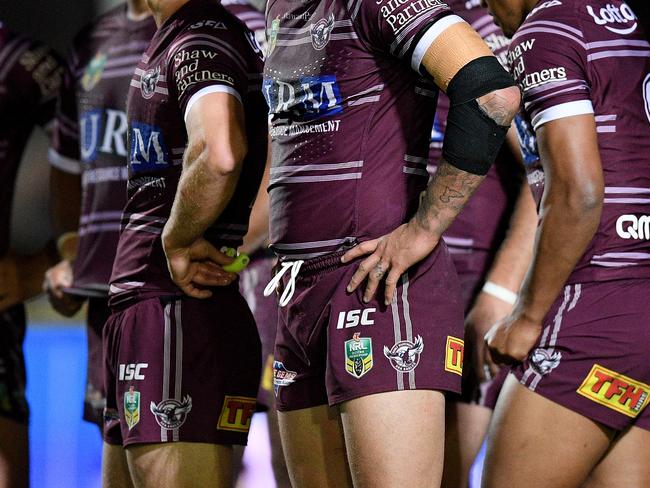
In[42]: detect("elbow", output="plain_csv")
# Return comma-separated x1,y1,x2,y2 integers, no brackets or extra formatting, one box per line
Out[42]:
206,142,247,176
555,181,604,219
478,85,521,127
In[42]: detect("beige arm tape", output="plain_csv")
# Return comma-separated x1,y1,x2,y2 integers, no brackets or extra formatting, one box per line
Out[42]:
421,22,495,92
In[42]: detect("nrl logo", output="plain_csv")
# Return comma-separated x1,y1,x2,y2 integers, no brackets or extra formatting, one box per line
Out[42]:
310,13,335,51
384,336,424,372
141,66,161,99
267,16,280,55
150,395,192,429
530,348,562,376
81,52,107,92
124,386,140,430
345,333,373,379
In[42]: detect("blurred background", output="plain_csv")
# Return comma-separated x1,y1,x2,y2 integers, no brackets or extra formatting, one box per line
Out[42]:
2,1,273,486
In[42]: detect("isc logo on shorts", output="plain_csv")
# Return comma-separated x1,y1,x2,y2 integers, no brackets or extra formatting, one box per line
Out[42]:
217,396,256,433
444,337,464,376
336,308,376,329
577,364,650,418
118,363,148,381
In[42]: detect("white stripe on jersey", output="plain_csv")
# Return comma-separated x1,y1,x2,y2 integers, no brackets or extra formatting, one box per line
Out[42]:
531,100,594,130
184,85,243,122
410,15,465,72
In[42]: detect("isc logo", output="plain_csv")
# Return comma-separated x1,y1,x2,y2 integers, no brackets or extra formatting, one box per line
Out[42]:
336,308,376,329
118,363,148,381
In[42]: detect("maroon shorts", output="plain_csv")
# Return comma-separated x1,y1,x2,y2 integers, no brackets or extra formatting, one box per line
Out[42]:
273,244,465,411
0,304,28,424
84,297,110,428
239,252,277,409
512,280,650,432
103,289,261,447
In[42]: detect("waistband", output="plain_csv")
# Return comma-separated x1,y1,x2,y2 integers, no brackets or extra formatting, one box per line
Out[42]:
279,249,349,277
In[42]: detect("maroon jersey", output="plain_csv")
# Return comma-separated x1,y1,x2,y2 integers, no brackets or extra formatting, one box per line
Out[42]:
265,0,465,259
509,0,650,283
430,0,519,267
109,0,267,305
49,5,156,296
0,23,63,256
222,0,266,50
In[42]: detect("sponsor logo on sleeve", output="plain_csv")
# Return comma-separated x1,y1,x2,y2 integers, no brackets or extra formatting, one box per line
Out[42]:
189,19,227,30
508,39,536,80
311,14,335,50
586,3,638,35
150,395,193,429
616,215,650,240
124,386,140,430
82,52,107,92
577,364,650,418
376,0,447,35
217,395,256,432
273,360,297,395
444,336,464,376
336,308,376,329
384,336,424,372
521,66,567,90
345,333,374,379
172,49,235,95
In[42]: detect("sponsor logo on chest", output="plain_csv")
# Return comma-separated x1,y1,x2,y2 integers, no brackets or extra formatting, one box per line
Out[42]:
616,215,650,240
80,108,128,162
586,3,638,35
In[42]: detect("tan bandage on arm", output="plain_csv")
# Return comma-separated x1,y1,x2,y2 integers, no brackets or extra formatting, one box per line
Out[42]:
421,22,495,92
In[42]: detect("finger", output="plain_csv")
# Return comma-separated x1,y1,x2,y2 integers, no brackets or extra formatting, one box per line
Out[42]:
346,253,380,294
383,267,402,306
341,239,380,263
362,259,390,304
180,282,212,299
192,271,235,287
193,241,235,266
199,261,237,281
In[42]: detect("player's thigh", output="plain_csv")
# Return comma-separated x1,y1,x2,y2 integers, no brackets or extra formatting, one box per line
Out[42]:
0,417,28,488
483,374,613,488
340,389,446,488
443,401,492,488
584,426,650,488
102,442,133,488
126,442,232,488
278,404,352,488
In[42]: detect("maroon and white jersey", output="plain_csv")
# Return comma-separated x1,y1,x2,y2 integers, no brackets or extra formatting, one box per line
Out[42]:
0,23,63,256
109,0,267,305
49,5,156,296
222,0,266,51
265,0,465,259
430,0,519,269
509,0,650,283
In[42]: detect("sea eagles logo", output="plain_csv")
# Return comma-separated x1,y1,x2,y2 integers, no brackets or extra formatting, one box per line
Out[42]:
141,66,161,99
384,336,424,372
530,348,562,376
310,14,335,51
81,52,107,92
149,395,192,429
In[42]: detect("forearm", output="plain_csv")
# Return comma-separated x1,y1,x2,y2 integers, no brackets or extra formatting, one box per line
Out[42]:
519,191,601,322
413,160,484,238
164,144,242,250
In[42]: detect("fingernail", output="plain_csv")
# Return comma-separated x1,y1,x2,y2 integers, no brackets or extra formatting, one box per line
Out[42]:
363,296,369,303
346,285,352,293
385,299,390,306
340,256,346,263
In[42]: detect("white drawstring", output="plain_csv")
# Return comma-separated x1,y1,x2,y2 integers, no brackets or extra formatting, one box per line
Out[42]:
263,260,304,307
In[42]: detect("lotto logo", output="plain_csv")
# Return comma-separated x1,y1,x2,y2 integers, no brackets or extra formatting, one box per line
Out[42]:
217,396,256,433
336,308,376,329
118,363,148,381
444,336,464,376
577,364,650,418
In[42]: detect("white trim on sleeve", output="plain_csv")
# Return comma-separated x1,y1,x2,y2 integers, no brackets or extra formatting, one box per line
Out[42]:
411,15,466,72
48,148,82,174
183,85,243,123
532,100,594,130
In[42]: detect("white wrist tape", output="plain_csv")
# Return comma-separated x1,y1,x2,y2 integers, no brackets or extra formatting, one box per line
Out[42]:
482,281,518,305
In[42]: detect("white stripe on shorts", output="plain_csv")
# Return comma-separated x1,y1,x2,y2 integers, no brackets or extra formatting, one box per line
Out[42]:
162,302,172,442
390,290,404,391
173,300,183,442
401,275,416,389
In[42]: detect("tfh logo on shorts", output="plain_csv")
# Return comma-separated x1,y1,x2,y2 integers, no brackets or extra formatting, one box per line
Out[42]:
310,14,335,51
577,364,650,418
150,395,192,429
530,347,562,376
344,333,373,379
273,360,297,395
217,396,256,433
124,386,140,430
444,336,464,376
384,336,424,372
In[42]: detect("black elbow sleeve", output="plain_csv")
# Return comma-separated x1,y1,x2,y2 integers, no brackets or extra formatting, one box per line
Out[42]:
442,56,517,175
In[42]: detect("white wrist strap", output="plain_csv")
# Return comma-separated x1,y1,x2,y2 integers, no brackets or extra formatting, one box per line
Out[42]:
482,281,518,305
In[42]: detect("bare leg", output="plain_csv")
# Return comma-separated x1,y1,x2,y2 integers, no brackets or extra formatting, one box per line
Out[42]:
102,442,134,488
126,442,233,488
340,390,446,488
483,374,614,488
0,417,28,488
278,405,352,488
443,401,492,488
583,426,650,488
267,406,291,488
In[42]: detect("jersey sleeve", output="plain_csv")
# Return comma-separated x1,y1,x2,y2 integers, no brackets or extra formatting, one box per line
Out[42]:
168,26,250,123
351,0,463,70
508,7,592,131
49,51,82,175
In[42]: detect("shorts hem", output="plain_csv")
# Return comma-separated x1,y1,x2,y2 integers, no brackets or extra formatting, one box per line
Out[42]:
120,436,249,448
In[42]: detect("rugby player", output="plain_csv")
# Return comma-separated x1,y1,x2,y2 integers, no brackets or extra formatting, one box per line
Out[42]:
103,0,267,485
482,0,650,486
425,3,537,486
0,22,63,488
263,0,520,486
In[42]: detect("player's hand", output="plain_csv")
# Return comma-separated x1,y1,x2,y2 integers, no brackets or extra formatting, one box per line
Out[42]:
163,237,237,299
484,308,542,365
465,292,514,382
0,254,22,312
341,220,439,305
43,260,85,317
